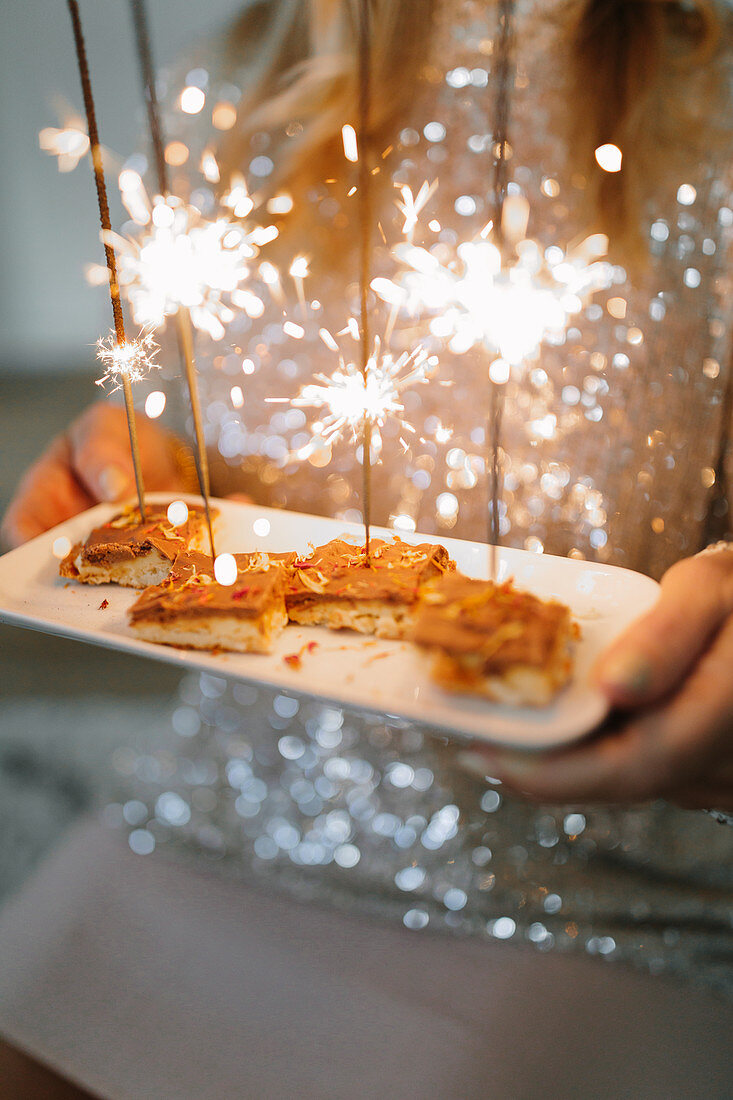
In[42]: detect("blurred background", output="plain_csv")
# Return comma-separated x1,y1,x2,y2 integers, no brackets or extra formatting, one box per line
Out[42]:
0,0,241,904
1,0,241,372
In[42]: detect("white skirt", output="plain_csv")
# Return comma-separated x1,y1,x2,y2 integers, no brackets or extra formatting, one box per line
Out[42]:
0,817,730,1100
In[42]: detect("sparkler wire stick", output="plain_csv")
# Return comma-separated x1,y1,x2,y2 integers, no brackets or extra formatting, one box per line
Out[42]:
487,0,515,579
129,0,169,198
488,377,504,576
128,0,216,557
357,0,373,559
67,0,147,520
176,305,216,557
492,0,515,250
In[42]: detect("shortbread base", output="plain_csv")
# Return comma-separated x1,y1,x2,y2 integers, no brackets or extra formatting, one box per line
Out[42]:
132,605,288,654
288,599,412,639
74,548,174,589
428,647,574,707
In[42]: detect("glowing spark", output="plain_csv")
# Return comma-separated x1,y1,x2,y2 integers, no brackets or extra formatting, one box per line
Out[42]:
200,149,220,183
396,180,438,240
39,124,90,172
96,329,159,393
292,337,433,456
249,225,279,246
268,193,293,215
289,254,309,317
289,255,309,280
232,289,265,318
105,196,262,341
377,228,613,367
259,262,279,285
342,124,358,163
319,327,339,352
222,173,253,218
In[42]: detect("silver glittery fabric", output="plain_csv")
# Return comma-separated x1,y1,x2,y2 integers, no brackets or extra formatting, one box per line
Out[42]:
114,0,733,998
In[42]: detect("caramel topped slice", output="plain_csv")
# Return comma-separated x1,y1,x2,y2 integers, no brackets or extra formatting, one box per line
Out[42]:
285,536,455,639
60,502,214,588
130,550,288,624
413,574,578,705
287,537,453,607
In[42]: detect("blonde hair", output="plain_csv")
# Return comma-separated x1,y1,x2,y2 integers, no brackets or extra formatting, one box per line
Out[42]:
216,0,727,265
564,0,724,264
216,1,435,208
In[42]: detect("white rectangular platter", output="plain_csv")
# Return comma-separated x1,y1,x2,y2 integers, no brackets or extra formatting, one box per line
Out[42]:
0,494,660,749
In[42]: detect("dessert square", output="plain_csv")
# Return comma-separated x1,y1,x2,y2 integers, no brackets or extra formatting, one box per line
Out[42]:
413,574,578,706
59,502,213,588
129,550,288,653
286,536,455,639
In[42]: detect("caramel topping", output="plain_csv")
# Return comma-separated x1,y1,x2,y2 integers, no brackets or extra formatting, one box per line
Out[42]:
129,549,288,624
82,503,211,564
413,574,574,672
286,537,454,606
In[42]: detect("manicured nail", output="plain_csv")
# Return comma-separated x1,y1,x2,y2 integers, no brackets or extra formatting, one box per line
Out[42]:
97,465,131,502
458,749,540,786
598,653,652,696
457,750,495,781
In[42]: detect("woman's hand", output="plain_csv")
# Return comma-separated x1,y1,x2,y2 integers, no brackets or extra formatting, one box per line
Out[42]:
458,547,733,811
1,402,190,549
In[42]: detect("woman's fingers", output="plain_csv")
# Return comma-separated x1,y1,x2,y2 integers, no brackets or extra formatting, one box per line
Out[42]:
594,552,733,708
2,401,192,550
459,613,733,805
68,403,136,502
1,436,95,548
68,403,184,501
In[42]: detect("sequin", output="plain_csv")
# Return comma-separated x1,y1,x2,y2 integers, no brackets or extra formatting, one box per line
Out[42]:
113,0,733,1001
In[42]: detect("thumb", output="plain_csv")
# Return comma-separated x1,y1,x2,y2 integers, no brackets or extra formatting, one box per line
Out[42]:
68,403,136,503
594,553,733,707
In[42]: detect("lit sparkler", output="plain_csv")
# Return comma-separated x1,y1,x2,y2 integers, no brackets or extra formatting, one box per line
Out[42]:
124,0,280,559
376,229,612,369
95,180,266,342
66,0,148,519
375,188,611,579
396,180,438,242
95,327,158,392
290,334,434,459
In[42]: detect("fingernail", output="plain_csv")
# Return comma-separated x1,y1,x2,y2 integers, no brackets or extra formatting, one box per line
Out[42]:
97,465,131,502
598,653,652,695
457,750,495,781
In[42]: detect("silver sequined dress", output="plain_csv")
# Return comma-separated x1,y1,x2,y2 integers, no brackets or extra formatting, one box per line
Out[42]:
113,0,733,999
